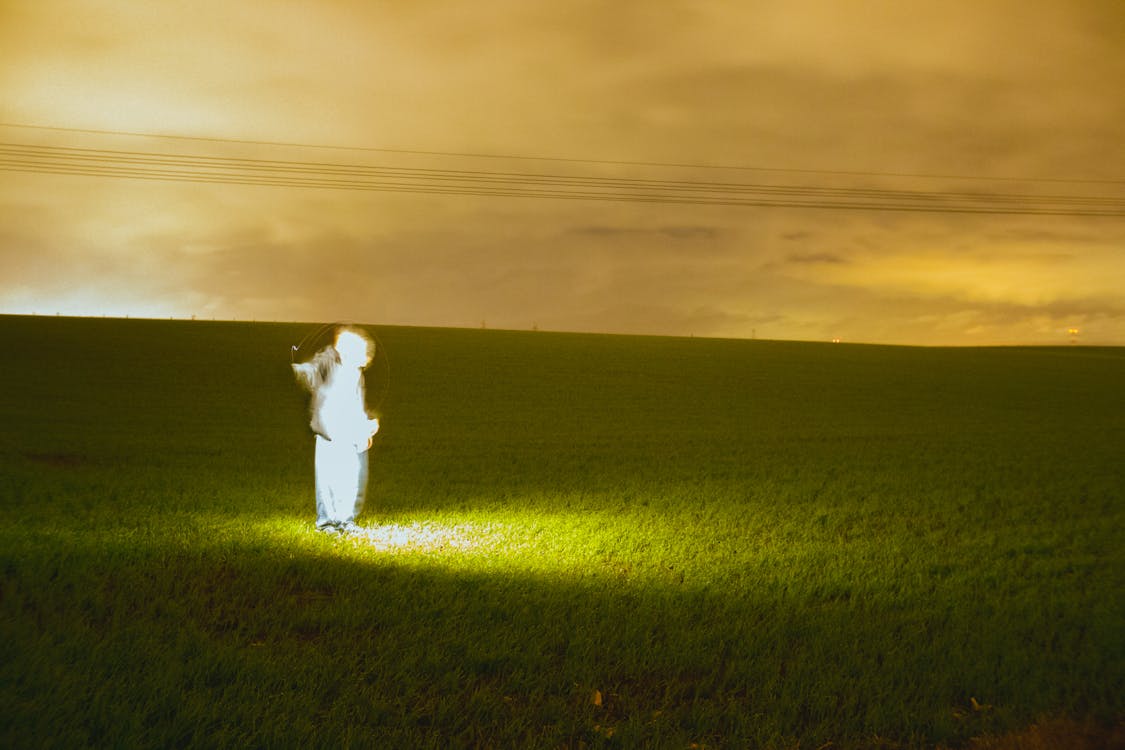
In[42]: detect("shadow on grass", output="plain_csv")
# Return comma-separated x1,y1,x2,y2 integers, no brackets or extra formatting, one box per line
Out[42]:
2,513,1120,750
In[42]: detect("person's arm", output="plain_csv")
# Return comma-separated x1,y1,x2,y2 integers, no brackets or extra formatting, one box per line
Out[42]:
291,362,317,391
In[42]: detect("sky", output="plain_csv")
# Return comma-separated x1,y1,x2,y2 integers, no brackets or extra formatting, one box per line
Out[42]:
1,0,1123,346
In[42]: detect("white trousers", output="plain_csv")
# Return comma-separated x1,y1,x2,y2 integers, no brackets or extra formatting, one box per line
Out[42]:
314,435,368,528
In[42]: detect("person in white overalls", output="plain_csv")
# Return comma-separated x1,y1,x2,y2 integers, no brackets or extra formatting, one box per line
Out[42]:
292,327,381,532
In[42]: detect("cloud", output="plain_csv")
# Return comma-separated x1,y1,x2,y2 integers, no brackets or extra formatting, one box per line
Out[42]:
786,252,848,265
1,1,1123,345
569,225,720,240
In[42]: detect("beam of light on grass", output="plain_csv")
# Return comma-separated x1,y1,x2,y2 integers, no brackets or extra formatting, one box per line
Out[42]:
335,522,503,553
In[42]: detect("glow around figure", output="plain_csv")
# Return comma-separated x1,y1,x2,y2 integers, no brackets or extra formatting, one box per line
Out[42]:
292,327,381,532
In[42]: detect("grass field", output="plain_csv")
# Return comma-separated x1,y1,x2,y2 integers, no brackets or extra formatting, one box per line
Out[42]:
1,314,1122,749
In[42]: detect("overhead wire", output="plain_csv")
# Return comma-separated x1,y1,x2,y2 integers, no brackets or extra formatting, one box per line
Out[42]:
2,138,1124,217
3,120,1123,185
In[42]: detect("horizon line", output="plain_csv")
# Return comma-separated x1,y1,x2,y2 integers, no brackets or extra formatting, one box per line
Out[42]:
0,311,1116,350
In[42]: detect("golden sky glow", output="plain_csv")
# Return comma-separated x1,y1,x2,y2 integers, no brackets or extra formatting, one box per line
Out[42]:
2,0,1123,345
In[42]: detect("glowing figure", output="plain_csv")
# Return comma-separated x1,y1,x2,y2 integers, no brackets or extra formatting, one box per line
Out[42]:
292,327,381,532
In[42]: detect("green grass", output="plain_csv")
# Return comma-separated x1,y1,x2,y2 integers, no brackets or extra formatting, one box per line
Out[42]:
1,315,1122,748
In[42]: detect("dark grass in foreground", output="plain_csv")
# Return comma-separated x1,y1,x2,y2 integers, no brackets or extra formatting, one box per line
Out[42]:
0,315,1122,748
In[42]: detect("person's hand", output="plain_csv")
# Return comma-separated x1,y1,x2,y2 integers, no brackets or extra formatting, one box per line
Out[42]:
363,418,380,451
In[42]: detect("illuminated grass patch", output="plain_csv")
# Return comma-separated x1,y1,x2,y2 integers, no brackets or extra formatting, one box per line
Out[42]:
340,521,502,552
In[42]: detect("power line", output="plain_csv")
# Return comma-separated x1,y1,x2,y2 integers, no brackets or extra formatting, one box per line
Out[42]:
2,141,1123,217
7,142,1121,203
2,120,1122,186
3,142,1122,216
